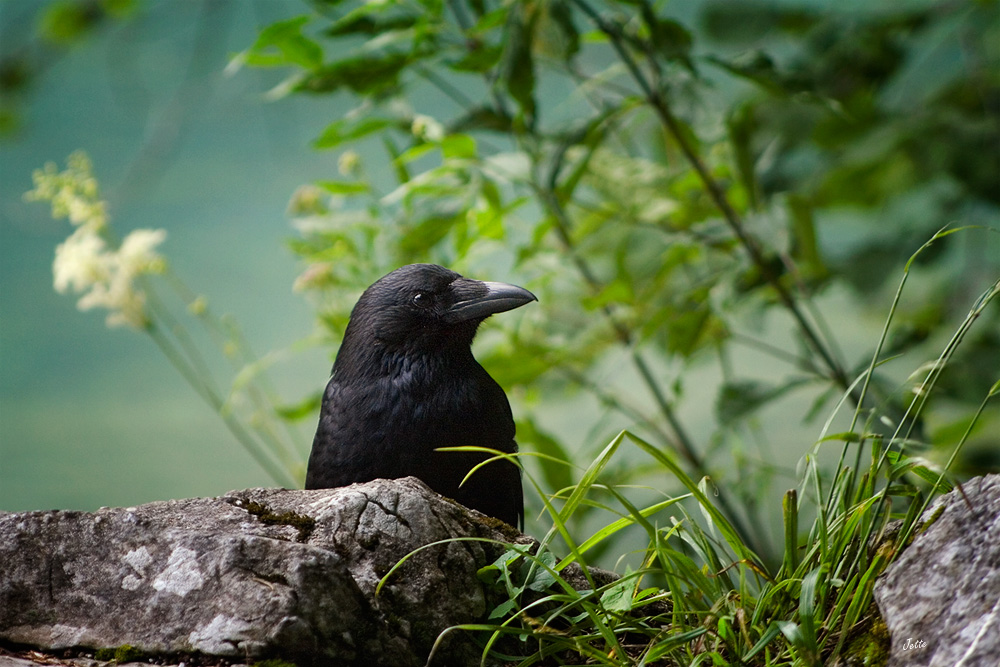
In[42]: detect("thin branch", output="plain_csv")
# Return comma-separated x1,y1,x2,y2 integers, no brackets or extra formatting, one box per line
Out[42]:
533,159,764,558
570,0,854,398
146,321,298,489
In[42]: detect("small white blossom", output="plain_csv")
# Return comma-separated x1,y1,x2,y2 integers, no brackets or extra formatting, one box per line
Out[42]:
337,150,362,177
91,228,167,328
77,276,149,329
118,228,168,276
29,152,170,329
52,227,112,294
411,114,445,142
51,225,166,328
287,184,327,216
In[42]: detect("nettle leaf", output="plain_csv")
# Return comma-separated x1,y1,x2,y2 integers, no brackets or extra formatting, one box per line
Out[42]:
326,11,421,37
400,209,463,256
523,550,557,592
441,133,477,159
313,117,400,149
581,278,633,311
448,43,503,73
658,289,726,357
540,0,579,61
701,1,817,44
298,52,411,95
600,575,636,613
488,598,517,619
639,5,692,66
276,391,323,422
249,15,323,70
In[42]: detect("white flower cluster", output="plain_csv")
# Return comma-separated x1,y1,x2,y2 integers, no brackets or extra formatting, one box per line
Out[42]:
26,151,167,329
411,114,445,142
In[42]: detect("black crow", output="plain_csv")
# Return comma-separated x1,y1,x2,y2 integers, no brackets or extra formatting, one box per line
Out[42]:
305,263,536,528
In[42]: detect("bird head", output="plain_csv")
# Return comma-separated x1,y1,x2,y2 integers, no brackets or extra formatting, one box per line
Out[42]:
345,264,537,353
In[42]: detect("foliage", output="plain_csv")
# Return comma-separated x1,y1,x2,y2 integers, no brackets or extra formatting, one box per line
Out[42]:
237,0,999,548
383,256,998,664
238,0,999,660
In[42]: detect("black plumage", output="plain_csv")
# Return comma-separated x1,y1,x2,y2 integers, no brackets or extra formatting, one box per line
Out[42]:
305,264,536,528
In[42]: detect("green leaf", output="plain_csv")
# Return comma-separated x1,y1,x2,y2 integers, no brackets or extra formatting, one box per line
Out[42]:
543,0,579,61
702,1,817,44
441,134,476,160
447,44,504,73
326,11,420,37
642,8,693,66
298,53,410,95
728,103,758,210
707,51,792,95
400,210,462,256
599,575,635,613
523,550,557,592
251,15,323,69
885,450,951,489
314,117,397,149
316,180,371,195
501,7,537,118
581,278,633,311
488,598,517,619
40,1,105,44
744,623,785,661
798,566,823,648
643,628,709,660
275,391,322,422
816,431,863,444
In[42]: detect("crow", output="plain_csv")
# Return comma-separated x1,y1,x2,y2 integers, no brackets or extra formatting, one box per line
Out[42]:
305,263,536,528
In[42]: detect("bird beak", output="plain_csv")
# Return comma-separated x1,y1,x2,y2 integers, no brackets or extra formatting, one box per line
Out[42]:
444,278,537,323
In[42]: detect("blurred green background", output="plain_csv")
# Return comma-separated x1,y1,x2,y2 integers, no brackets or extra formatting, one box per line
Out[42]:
1,1,335,509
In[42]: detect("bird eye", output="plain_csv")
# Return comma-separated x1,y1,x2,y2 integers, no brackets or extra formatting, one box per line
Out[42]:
412,292,430,307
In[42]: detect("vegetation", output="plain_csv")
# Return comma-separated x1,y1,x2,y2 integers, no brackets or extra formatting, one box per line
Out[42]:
243,1,998,663
20,0,1000,664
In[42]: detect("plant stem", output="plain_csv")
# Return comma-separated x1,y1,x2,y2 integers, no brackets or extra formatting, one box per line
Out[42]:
534,165,765,559
145,320,298,489
570,0,853,397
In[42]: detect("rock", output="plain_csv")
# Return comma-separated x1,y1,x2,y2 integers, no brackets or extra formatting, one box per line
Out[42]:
874,474,1000,667
0,478,530,667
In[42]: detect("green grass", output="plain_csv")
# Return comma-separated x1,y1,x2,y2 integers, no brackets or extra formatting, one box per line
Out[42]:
394,230,999,667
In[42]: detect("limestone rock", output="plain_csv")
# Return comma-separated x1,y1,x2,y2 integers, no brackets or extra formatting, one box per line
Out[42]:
0,478,526,666
874,474,1000,667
